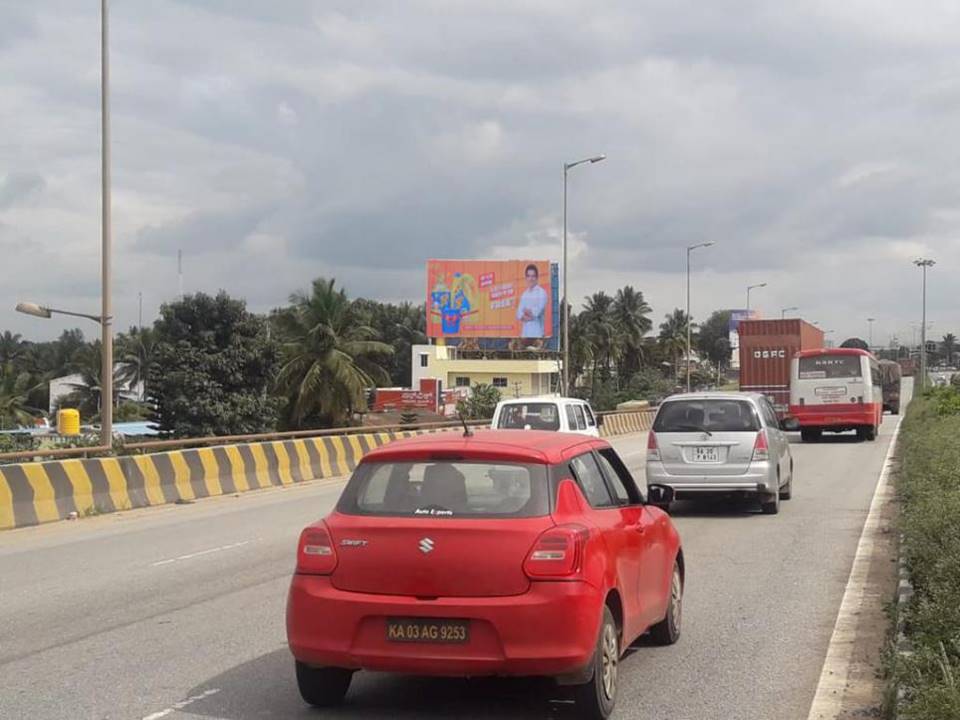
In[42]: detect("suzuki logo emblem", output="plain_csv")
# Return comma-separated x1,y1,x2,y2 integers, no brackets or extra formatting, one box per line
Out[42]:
419,537,435,554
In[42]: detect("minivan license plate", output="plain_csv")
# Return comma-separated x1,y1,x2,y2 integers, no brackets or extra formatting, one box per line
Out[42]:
386,618,469,644
693,446,720,463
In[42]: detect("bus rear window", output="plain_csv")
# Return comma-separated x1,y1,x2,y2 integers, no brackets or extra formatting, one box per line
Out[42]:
798,355,862,379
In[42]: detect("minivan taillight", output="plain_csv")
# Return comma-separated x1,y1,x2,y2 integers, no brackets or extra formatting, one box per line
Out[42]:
647,431,660,461
751,430,770,463
523,525,590,580
296,523,338,575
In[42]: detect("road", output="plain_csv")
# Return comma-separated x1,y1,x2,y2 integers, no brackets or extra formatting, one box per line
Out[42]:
0,413,903,720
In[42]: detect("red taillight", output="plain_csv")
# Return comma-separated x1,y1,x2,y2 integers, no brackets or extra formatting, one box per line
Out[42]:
296,523,338,575
751,430,770,463
523,524,590,580
647,431,660,461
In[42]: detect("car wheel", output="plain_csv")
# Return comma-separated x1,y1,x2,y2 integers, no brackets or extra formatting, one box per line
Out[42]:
573,606,619,720
647,561,683,645
760,487,780,514
780,464,793,500
295,662,353,707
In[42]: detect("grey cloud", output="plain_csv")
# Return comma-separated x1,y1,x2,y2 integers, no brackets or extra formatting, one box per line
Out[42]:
0,172,45,209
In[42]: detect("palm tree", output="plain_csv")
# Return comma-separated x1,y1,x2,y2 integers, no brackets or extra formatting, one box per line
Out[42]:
659,309,694,380
581,292,619,387
0,362,42,429
0,331,27,367
63,341,126,418
612,286,652,378
116,326,157,399
942,333,957,367
274,278,393,428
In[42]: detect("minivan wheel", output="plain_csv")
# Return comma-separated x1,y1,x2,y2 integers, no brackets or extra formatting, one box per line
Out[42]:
573,606,619,720
780,463,793,500
760,489,780,515
648,562,683,645
295,662,353,707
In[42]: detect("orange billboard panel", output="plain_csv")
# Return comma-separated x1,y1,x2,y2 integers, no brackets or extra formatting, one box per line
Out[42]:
426,259,554,339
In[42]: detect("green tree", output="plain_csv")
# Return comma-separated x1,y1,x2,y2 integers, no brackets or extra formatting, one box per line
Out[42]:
840,337,869,351
0,362,42,429
942,333,957,366
149,292,281,437
612,286,652,378
581,292,619,387
58,340,128,419
697,310,733,369
456,382,501,419
116,326,158,399
274,278,392,428
0,331,27,367
659,309,694,379
354,300,426,386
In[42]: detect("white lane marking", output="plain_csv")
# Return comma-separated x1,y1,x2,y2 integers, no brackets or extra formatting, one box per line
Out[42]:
141,688,220,720
806,420,902,719
151,540,250,567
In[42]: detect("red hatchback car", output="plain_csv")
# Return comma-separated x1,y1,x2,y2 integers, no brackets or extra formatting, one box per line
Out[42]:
286,429,684,719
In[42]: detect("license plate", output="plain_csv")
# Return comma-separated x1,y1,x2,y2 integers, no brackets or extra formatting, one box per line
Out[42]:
693,446,720,463
386,618,469,644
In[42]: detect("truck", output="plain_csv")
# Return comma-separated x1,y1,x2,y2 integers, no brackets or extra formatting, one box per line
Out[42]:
737,319,825,417
878,359,902,414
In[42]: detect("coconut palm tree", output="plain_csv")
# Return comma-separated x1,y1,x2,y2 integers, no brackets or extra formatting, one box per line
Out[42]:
942,333,957,367
116,326,157,399
612,286,652,378
0,362,42,429
659,309,694,380
581,292,620,386
0,331,27,367
274,278,393,428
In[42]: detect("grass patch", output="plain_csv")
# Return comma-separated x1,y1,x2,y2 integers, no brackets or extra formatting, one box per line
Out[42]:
889,386,960,718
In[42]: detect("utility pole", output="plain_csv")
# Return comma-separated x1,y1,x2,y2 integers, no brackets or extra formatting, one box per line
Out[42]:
100,0,113,445
914,259,935,389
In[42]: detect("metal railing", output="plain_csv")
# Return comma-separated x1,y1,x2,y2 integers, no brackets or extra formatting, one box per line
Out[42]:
0,407,654,464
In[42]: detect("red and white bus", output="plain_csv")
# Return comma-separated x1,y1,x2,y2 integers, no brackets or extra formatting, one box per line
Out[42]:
789,348,883,442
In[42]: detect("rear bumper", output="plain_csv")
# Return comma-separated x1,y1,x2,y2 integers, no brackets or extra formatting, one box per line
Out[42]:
645,463,776,494
788,405,879,428
287,575,604,677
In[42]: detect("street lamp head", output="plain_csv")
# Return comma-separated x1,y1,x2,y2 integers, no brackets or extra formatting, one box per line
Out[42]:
589,154,607,163
914,258,936,268
15,302,52,319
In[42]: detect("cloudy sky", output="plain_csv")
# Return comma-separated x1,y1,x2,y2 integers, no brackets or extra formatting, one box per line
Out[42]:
2,0,959,345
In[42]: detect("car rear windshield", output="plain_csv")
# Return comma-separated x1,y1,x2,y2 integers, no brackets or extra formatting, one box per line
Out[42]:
653,399,760,433
338,461,549,518
798,355,862,379
495,403,561,431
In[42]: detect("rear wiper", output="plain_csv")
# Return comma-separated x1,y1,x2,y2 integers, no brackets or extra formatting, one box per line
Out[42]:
670,423,713,436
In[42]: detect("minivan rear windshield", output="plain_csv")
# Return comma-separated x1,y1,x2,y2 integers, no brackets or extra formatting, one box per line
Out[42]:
495,403,561,431
338,461,549,518
653,399,760,433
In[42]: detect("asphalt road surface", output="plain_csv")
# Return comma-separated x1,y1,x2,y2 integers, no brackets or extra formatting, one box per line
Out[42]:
0,411,904,720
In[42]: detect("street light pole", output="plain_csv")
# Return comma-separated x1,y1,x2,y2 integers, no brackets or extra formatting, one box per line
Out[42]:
867,318,875,349
562,154,605,396
746,282,767,315
914,259,935,389
100,0,114,445
685,242,714,392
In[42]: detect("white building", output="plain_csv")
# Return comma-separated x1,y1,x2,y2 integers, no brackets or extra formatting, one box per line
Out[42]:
48,366,144,415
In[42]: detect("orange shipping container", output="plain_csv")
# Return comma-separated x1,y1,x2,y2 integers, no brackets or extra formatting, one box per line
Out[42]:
738,319,824,415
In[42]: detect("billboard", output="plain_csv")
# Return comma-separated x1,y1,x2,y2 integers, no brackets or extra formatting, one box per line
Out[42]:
427,260,556,340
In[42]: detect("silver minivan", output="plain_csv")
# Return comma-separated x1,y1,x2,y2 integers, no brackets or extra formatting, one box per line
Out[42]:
645,392,794,514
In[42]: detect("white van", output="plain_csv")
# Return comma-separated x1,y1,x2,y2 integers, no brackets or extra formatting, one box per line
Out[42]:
490,397,602,437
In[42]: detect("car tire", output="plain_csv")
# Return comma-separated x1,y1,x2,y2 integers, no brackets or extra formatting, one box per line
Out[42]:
295,662,353,708
780,463,793,500
573,606,619,720
760,488,780,514
647,561,683,646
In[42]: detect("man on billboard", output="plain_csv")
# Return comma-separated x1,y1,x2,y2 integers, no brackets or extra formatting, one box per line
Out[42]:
516,263,548,338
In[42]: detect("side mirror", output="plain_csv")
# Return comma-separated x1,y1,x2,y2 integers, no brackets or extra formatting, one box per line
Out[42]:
646,483,675,506
781,417,800,432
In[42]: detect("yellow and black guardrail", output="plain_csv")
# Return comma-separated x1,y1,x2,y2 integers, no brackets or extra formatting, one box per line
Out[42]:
0,412,653,531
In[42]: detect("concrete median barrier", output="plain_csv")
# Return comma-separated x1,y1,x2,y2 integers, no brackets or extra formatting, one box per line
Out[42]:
0,412,654,530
